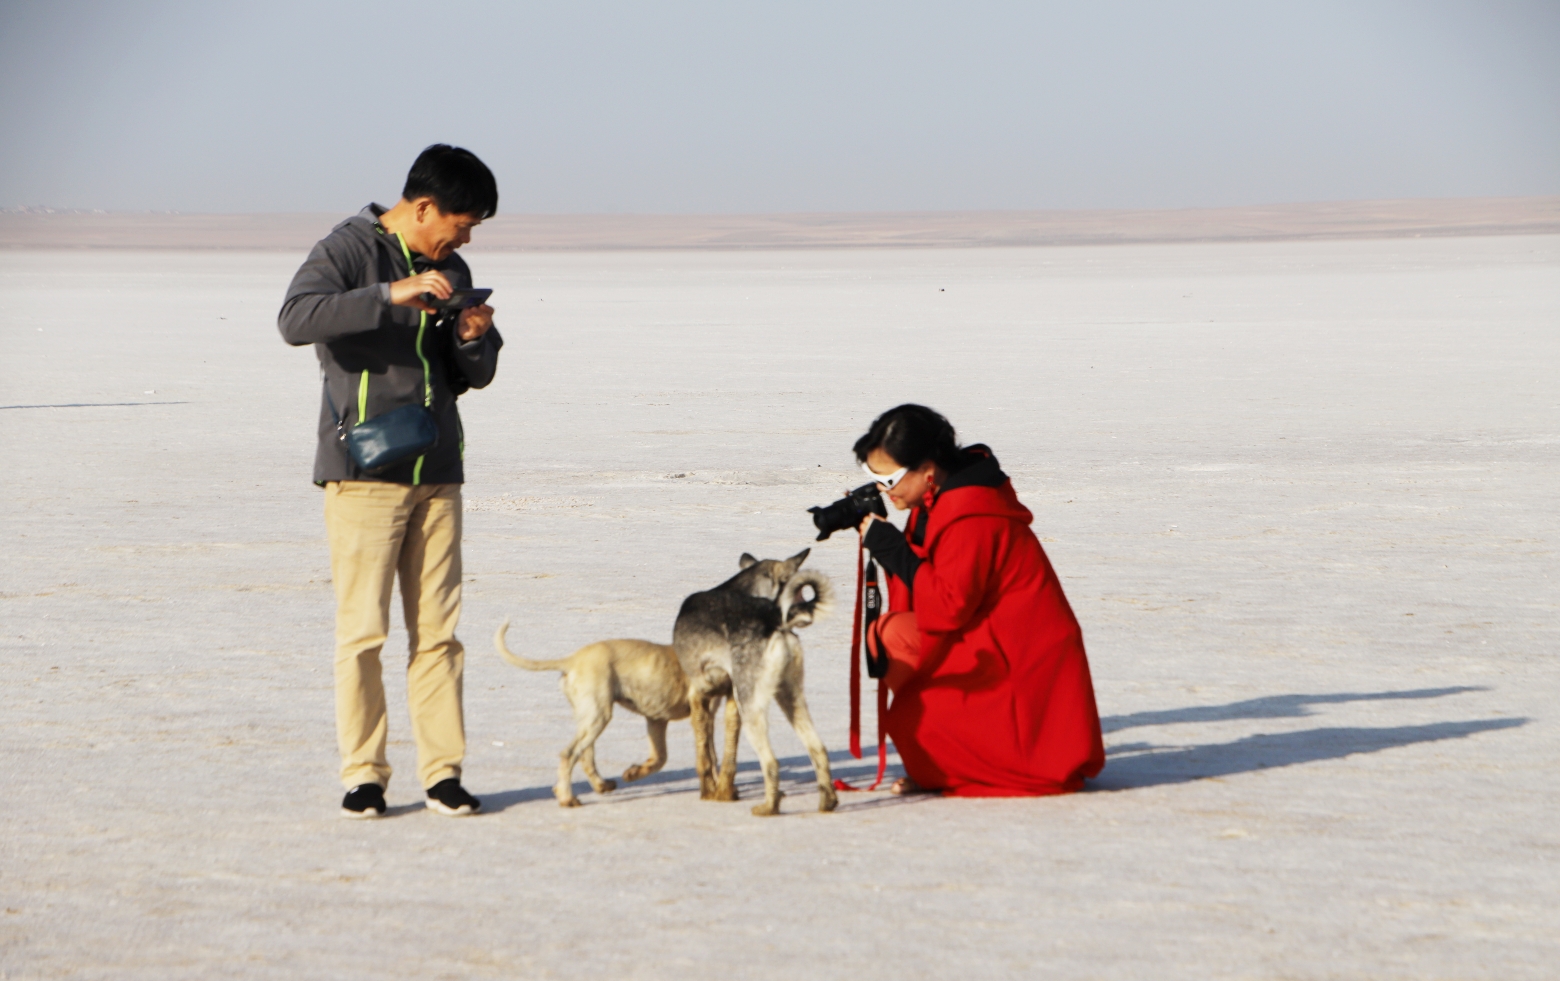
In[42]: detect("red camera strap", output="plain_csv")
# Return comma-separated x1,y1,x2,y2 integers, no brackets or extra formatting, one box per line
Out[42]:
873,676,888,790
835,533,889,792
847,538,864,759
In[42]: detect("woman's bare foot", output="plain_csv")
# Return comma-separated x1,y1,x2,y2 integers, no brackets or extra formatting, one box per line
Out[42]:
890,777,923,795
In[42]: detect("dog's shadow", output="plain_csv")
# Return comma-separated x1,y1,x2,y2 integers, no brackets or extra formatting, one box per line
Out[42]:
481,746,921,814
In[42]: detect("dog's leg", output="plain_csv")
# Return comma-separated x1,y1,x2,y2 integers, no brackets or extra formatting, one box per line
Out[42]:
714,697,742,801
740,695,783,817
623,718,668,783
702,699,721,776
736,642,787,816
580,743,617,795
556,743,584,808
556,701,612,808
688,684,720,800
776,666,837,813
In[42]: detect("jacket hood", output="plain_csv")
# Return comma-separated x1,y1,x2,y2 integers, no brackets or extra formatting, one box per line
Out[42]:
923,445,1033,539
334,203,466,276
328,204,390,248
941,444,1006,493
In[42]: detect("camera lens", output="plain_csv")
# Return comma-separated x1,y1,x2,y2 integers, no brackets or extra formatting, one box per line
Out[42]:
807,482,886,541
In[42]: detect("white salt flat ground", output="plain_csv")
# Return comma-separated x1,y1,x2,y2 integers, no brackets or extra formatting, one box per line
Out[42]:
2,236,1557,979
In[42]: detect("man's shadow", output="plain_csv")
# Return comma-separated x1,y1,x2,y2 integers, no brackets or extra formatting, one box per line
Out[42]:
1092,686,1525,790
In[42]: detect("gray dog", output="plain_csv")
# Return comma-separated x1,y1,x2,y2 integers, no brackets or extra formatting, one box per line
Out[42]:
673,549,837,816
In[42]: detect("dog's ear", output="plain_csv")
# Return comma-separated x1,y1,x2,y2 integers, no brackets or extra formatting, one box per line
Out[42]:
783,548,810,574
739,553,758,569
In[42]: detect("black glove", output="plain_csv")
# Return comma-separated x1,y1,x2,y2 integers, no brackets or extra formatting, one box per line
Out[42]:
864,518,921,587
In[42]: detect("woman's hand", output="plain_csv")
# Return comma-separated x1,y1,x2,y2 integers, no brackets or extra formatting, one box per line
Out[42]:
858,513,887,536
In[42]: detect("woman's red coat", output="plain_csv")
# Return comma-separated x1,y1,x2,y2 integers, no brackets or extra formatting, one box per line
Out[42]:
884,467,1106,796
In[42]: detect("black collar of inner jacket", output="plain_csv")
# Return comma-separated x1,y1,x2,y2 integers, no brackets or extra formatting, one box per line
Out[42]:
939,445,1007,492
909,445,1006,547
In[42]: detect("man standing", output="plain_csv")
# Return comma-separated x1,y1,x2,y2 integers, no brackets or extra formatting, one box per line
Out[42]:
279,144,502,818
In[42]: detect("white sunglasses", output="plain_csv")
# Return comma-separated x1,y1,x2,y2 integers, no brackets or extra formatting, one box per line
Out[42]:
861,461,909,490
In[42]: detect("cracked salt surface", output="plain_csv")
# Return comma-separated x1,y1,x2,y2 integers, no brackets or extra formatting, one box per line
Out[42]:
2,237,1557,979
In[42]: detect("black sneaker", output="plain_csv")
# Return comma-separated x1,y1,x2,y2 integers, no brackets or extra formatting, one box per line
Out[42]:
341,783,387,819
426,778,481,816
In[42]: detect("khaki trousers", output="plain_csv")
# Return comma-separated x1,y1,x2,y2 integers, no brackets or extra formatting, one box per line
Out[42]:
324,480,466,791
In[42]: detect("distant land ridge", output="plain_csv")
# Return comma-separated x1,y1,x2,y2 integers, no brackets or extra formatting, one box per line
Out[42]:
2,197,1556,251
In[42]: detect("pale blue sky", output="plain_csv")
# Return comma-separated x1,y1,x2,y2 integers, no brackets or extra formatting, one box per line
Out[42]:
1,0,1555,213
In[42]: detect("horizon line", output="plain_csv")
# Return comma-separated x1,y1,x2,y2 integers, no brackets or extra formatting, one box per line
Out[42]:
4,193,1557,218
3,196,1556,251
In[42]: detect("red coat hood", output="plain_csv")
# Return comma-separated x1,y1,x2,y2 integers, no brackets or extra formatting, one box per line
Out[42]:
915,446,1032,551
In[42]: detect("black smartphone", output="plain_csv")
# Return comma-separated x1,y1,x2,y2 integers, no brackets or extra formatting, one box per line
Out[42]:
425,288,492,311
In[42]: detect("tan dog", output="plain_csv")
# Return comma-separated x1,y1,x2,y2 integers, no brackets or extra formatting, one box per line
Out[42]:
493,619,735,807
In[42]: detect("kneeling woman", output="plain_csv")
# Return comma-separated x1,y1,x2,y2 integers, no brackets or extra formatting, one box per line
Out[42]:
856,404,1105,796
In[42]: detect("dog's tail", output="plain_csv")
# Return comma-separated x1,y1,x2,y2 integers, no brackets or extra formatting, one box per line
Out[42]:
781,570,835,630
493,619,570,672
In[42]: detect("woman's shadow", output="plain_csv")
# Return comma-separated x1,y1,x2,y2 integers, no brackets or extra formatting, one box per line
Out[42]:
1091,686,1525,790
480,686,1525,809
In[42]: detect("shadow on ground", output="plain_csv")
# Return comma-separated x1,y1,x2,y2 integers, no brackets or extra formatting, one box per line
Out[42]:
482,688,1527,808
1094,687,1526,790
1100,686,1487,733
483,746,911,814
0,401,190,410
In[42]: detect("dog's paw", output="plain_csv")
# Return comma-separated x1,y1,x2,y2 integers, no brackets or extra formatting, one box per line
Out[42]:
750,800,781,817
557,796,583,808
622,765,646,782
819,788,839,812
713,783,740,802
595,778,618,794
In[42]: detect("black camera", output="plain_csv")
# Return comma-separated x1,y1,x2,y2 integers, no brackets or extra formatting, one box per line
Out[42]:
808,482,888,541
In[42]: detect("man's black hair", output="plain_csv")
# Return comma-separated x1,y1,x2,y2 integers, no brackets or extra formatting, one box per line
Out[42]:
403,144,499,219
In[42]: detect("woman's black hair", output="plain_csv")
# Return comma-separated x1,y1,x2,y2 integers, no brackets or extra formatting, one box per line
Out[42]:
403,144,499,220
853,404,967,472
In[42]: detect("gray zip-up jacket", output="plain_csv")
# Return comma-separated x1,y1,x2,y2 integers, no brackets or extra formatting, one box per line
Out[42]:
278,204,503,486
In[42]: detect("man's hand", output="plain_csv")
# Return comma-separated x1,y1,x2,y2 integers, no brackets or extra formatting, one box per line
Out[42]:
388,271,453,313
457,304,494,342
